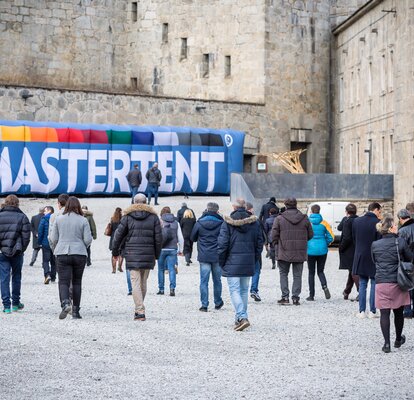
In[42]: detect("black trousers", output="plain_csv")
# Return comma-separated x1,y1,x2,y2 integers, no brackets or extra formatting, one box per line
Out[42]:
42,247,56,279
56,255,87,307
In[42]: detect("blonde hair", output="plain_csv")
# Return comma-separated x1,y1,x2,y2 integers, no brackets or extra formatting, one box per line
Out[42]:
183,209,194,219
376,214,394,235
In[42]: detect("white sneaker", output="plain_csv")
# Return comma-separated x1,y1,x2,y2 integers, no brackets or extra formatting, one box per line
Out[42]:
356,311,366,319
368,311,379,319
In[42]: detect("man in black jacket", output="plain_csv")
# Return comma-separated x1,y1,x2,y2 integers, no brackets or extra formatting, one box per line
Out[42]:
259,197,279,224
112,193,162,321
218,198,263,331
191,202,224,312
29,207,44,266
145,162,162,205
126,164,142,203
398,208,414,318
0,195,31,314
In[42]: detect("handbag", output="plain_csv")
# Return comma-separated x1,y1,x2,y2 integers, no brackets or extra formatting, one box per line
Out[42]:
104,222,112,237
395,239,414,291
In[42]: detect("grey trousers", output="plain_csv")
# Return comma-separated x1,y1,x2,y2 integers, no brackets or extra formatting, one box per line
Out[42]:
278,260,304,300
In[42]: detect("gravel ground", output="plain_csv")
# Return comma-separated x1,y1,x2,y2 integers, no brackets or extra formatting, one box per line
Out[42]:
0,196,412,400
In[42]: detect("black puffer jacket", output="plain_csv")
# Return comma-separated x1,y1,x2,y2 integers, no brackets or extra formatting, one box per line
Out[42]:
217,208,263,277
112,204,162,269
0,206,31,257
399,219,414,250
371,233,413,284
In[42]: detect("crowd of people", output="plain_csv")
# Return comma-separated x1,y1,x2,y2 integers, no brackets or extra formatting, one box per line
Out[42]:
0,191,413,351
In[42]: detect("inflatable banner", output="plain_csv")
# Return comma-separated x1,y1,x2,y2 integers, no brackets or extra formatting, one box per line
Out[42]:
0,121,244,195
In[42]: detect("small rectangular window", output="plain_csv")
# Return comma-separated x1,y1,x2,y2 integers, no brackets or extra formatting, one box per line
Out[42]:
162,23,168,43
225,55,231,78
131,2,137,22
202,54,209,78
180,38,187,60
130,77,137,89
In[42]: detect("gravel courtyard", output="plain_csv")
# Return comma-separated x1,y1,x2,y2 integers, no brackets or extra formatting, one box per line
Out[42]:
0,196,412,400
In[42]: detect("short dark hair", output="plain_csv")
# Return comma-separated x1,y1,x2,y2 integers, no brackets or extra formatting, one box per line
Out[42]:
160,206,171,215
270,197,276,203
63,196,83,216
311,204,320,214
44,206,54,214
368,202,381,212
269,208,278,215
284,198,297,209
406,202,414,214
58,194,69,207
345,203,357,215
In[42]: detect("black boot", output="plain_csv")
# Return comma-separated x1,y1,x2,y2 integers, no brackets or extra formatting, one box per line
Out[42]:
59,300,72,320
72,306,82,319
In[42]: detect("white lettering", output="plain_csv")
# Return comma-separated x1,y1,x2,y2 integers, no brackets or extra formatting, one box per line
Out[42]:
106,150,130,193
86,150,107,193
157,151,173,192
175,151,199,192
201,152,225,192
61,149,88,192
41,148,60,192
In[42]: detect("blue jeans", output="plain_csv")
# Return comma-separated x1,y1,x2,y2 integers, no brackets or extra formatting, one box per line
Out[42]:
0,253,24,309
359,275,376,313
158,249,177,290
227,276,250,321
131,186,139,203
126,269,132,294
250,260,261,293
200,262,223,308
147,183,159,204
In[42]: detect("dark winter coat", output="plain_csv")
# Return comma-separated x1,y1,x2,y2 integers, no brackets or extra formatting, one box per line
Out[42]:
338,215,358,270
177,206,196,223
83,210,97,240
30,212,43,249
264,214,277,245
259,201,279,224
190,211,224,263
146,167,162,185
352,212,381,278
217,208,263,277
112,204,162,269
37,213,52,249
180,217,196,255
371,233,413,284
161,213,181,250
0,205,31,257
127,168,142,188
271,208,313,263
398,219,414,250
109,221,120,251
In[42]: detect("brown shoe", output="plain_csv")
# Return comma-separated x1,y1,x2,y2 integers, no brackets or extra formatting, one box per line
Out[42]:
234,319,250,331
277,298,290,305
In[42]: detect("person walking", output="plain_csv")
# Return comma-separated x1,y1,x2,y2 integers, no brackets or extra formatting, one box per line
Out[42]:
191,202,224,312
306,204,333,301
126,164,142,202
259,197,279,225
264,208,278,269
157,207,184,296
352,202,382,319
146,162,162,205
397,208,414,318
107,207,124,274
272,198,313,306
177,202,196,223
29,207,44,266
0,195,31,314
48,194,69,244
37,206,56,284
81,205,97,266
112,194,162,321
180,209,196,266
218,199,262,331
371,215,413,353
338,204,359,300
49,196,92,320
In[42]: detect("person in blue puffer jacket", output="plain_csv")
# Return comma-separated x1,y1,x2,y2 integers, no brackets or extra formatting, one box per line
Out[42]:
37,206,56,284
306,204,333,301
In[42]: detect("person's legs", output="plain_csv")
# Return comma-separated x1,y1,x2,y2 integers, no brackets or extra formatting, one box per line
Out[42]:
154,185,159,205
227,277,247,321
291,262,304,300
42,247,51,278
344,270,354,296
166,250,177,290
0,254,12,310
70,255,86,307
240,276,250,319
316,254,328,289
131,186,138,202
278,260,290,299
140,270,150,303
126,269,132,294
380,308,391,345
10,255,23,307
393,306,404,341
250,260,261,294
307,256,316,298
353,274,360,291
211,262,223,307
130,269,146,314
157,250,166,292
199,263,211,308
369,277,376,313
358,276,368,313
56,255,71,304
86,247,91,266
30,248,39,265
147,184,154,204
50,253,56,281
